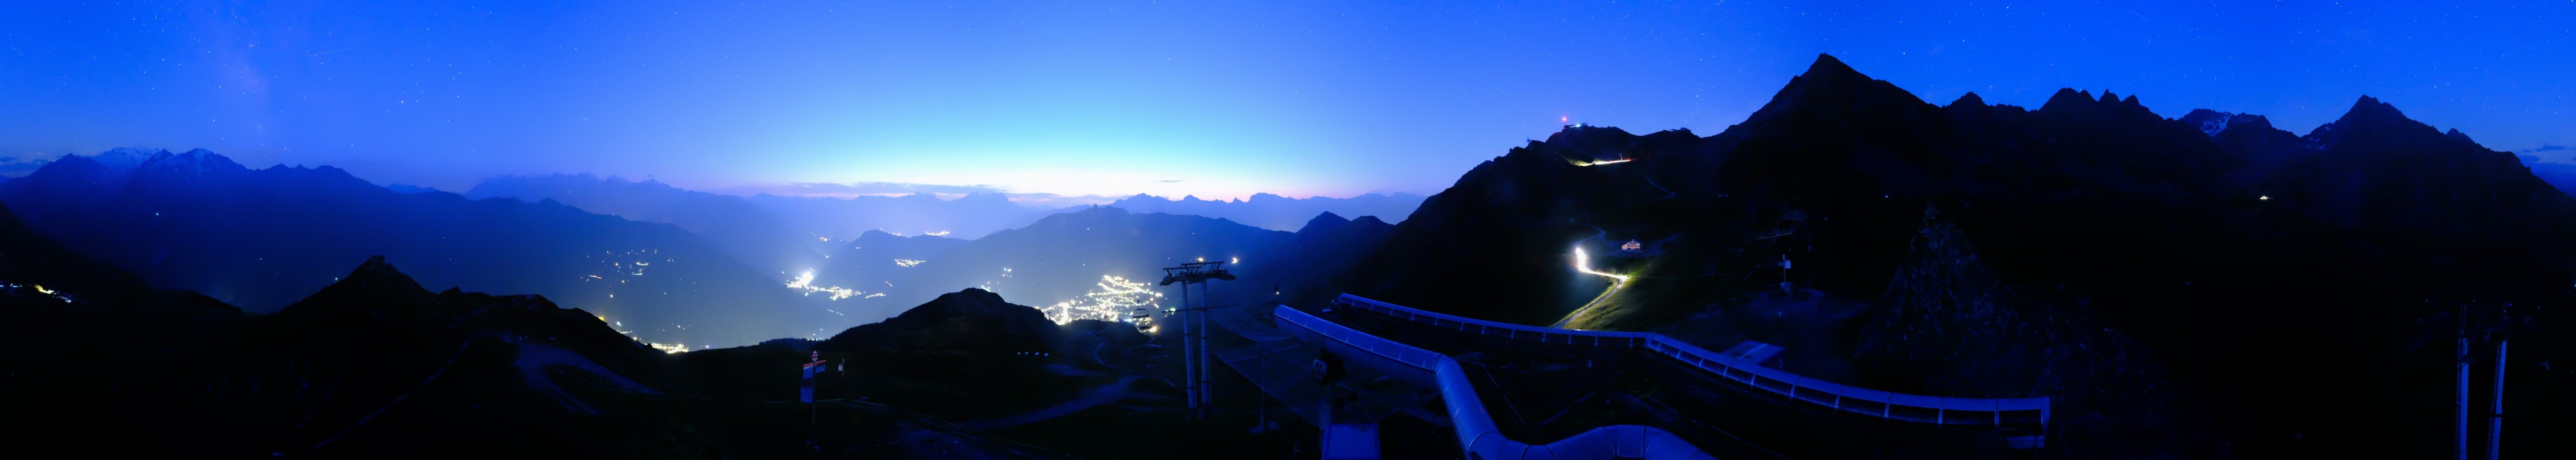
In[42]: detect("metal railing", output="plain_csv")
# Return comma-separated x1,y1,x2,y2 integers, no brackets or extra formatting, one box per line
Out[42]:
1332,294,2051,428
1276,306,1716,460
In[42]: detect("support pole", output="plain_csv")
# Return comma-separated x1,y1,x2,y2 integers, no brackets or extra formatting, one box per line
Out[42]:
2485,339,2506,460
1180,282,1197,413
1197,281,1212,412
2455,309,2469,460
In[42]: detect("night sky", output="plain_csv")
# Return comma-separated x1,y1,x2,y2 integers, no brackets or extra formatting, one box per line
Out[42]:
2,1,2567,201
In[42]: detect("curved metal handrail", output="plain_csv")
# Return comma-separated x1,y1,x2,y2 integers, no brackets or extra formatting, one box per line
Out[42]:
1277,306,1715,460
1332,294,2050,428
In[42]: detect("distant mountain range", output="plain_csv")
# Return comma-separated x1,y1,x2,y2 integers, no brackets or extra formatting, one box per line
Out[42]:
464,174,828,273
805,206,1297,321
0,249,1080,457
466,174,1054,254
1092,192,1422,230
0,191,1240,456
1304,55,2574,457
462,174,1424,271
0,150,826,346
4,54,2568,457
468,174,1423,236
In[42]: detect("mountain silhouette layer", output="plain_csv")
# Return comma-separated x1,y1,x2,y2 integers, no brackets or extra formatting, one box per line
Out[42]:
0,150,826,346
1313,54,2575,457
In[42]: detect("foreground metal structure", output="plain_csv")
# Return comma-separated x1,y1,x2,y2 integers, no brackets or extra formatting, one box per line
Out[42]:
1265,294,2054,458
1278,305,1714,460
1330,294,2052,427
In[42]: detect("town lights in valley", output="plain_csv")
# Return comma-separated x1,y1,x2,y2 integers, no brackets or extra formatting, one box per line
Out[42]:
1043,275,1163,325
785,270,862,300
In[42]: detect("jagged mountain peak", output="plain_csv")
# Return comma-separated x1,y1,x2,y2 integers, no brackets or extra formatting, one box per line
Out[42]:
331,255,429,296
133,148,249,178
270,256,440,320
2337,95,2407,125
88,147,163,169
2304,95,2459,148
2034,88,2157,121
1738,53,1933,127
1296,211,1350,234
2041,88,2097,110
1801,53,1863,81
1947,92,1988,108
2179,109,2279,137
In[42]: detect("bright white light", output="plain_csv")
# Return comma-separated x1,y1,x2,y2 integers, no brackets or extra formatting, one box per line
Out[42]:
925,230,952,237
1572,247,1630,282
1573,158,1633,166
786,270,862,300
893,259,926,267
1230,257,1239,264
2259,195,2271,200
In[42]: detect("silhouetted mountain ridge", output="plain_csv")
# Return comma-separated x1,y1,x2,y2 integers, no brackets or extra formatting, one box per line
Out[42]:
809,206,1294,320
0,150,824,346
1309,53,2575,457
1090,191,1424,231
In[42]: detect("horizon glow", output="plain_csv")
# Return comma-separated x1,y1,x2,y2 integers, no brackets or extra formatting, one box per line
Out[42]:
3,1,2569,196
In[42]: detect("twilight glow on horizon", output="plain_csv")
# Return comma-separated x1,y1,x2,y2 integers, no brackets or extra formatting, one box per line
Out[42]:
3,0,2569,201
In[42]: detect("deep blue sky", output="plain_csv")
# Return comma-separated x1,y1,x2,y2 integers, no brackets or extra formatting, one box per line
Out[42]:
2,1,2568,201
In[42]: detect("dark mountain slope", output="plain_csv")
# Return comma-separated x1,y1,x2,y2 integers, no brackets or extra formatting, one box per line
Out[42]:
1310,54,2575,457
1,257,1065,458
2248,97,2576,289
1220,212,1397,309
813,288,1090,419
466,173,822,273
1327,124,1706,326
0,149,821,345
